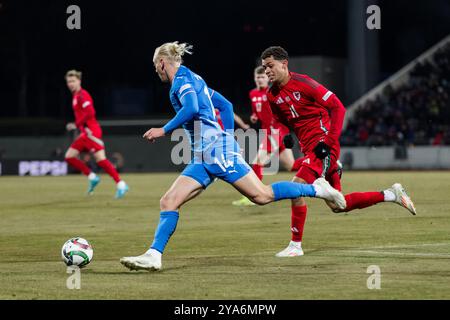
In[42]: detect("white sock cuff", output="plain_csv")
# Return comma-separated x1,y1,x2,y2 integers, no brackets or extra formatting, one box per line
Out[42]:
146,248,162,258
383,190,396,202
313,185,324,198
290,241,302,248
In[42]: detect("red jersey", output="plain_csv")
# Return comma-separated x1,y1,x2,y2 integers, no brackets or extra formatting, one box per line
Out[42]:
249,88,273,129
72,88,102,137
267,72,346,154
249,87,288,132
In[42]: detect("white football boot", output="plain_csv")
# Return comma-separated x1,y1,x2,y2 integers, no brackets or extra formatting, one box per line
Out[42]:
120,250,162,271
313,177,346,210
388,183,417,215
275,241,304,257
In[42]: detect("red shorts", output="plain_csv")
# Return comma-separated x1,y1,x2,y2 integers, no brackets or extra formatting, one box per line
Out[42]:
70,132,105,153
295,151,342,191
259,125,290,154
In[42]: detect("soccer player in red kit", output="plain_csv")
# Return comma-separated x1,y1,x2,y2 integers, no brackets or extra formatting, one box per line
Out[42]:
261,47,416,257
233,66,300,206
215,109,251,131
64,70,129,199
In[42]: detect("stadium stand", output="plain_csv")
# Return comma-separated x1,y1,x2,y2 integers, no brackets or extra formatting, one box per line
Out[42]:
342,37,450,147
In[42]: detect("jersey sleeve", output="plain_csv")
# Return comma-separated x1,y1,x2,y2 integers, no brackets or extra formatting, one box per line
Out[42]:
163,82,199,134
297,76,346,146
209,88,234,131
75,92,96,131
249,92,257,119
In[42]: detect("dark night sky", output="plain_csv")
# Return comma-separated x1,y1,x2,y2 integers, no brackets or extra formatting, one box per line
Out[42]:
0,0,449,120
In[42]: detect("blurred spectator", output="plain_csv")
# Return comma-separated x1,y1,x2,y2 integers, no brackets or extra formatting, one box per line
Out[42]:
111,152,125,173
342,42,450,146
51,147,64,160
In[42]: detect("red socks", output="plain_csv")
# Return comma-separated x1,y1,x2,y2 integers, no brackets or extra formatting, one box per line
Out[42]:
290,193,383,241
97,159,121,183
289,192,383,242
343,192,384,212
65,157,91,176
291,205,307,242
252,164,263,180
66,157,121,184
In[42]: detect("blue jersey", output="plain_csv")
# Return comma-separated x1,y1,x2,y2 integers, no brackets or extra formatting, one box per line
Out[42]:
163,65,233,153
162,65,251,188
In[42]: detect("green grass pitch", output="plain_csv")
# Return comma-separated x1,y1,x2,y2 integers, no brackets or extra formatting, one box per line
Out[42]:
1,171,450,299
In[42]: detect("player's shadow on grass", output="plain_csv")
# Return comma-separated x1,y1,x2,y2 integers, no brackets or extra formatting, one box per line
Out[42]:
87,265,190,275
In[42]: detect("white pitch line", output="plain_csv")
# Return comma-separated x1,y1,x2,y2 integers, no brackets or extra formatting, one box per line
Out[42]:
343,249,450,258
356,242,450,250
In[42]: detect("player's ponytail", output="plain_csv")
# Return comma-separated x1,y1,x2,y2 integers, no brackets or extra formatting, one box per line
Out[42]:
154,41,193,66
169,42,193,62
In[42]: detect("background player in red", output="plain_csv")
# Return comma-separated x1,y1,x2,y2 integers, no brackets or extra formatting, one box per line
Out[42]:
261,46,417,257
232,66,300,206
64,70,129,199
214,108,250,131
209,87,250,131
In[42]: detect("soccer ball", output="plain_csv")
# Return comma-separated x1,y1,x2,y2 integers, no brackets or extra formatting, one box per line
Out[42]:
61,237,93,268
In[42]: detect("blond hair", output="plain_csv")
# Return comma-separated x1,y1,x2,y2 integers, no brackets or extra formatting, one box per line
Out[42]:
153,41,193,66
65,69,82,80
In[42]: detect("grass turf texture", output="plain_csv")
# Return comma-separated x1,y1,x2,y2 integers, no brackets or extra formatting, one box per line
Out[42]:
1,171,449,299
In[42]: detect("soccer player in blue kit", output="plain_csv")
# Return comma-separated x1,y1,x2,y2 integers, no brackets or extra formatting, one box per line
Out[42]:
120,42,346,271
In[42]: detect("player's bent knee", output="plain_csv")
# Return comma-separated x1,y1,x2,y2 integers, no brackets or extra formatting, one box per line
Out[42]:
93,151,106,162
159,195,172,211
65,148,79,159
160,193,182,211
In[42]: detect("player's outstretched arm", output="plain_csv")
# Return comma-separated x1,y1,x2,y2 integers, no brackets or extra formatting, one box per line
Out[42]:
164,90,199,134
233,113,250,130
209,88,234,131
143,90,199,142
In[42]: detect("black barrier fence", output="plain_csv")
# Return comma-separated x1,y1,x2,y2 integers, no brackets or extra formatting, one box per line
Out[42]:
0,135,181,175
0,134,302,176
0,159,68,176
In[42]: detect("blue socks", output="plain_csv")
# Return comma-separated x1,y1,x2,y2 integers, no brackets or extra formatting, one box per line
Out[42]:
271,182,316,201
149,184,315,253
150,211,179,254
